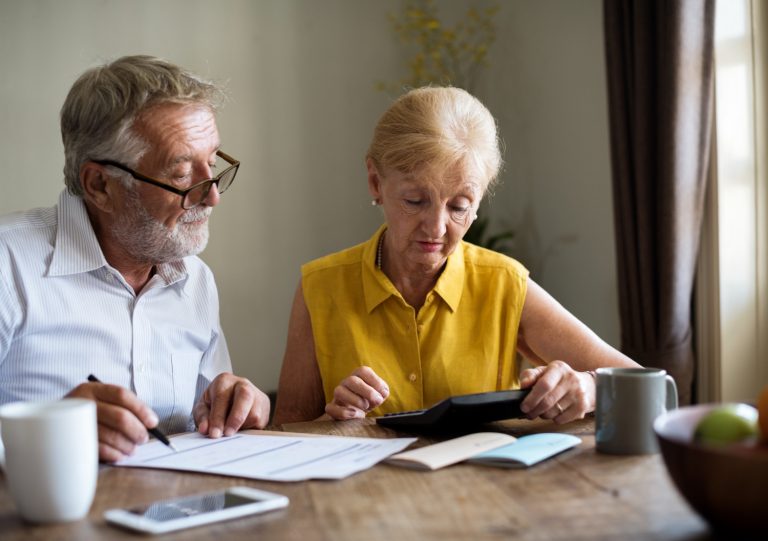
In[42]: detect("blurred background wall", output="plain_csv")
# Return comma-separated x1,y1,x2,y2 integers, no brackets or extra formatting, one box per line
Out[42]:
0,0,618,394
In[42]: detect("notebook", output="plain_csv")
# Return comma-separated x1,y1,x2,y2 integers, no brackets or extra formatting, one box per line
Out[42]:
386,431,581,471
467,433,582,468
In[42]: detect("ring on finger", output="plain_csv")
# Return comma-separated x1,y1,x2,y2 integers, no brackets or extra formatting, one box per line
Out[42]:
555,402,564,414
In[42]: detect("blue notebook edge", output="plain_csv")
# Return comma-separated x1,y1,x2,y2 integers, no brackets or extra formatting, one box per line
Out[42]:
466,433,582,468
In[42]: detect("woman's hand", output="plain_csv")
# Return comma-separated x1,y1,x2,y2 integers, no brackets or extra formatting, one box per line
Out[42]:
518,360,595,424
325,366,390,420
514,277,638,425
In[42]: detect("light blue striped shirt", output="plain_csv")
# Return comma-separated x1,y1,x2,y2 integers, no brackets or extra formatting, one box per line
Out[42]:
0,190,231,434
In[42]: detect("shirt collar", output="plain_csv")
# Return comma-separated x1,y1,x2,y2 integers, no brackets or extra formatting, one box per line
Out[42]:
362,224,465,313
48,190,108,277
47,190,188,287
433,240,465,312
362,225,397,313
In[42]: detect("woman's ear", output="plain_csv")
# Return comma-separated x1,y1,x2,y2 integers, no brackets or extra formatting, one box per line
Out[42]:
80,162,115,213
366,158,382,202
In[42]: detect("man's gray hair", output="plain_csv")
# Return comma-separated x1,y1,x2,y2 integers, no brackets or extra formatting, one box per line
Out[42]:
60,55,225,195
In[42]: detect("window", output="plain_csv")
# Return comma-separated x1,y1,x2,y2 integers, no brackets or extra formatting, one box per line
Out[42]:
697,0,768,401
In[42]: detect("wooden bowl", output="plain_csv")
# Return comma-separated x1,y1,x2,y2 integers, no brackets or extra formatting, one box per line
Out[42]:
653,404,768,536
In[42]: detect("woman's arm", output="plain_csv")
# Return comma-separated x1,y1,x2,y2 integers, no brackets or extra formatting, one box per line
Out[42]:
273,282,327,426
518,278,637,370
516,277,640,422
274,282,391,424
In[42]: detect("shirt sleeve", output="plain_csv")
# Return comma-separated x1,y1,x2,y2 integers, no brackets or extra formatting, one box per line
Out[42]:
193,266,233,406
194,324,233,404
0,265,21,367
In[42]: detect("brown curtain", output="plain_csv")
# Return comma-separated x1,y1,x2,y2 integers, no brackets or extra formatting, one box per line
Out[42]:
603,0,715,405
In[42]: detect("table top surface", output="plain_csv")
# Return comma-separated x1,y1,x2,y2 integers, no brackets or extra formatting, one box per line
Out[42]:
0,417,715,541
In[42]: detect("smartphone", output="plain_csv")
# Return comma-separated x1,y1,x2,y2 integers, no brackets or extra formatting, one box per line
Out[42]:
104,486,289,534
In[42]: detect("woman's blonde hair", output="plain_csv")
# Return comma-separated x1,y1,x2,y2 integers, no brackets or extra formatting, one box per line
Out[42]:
366,87,502,191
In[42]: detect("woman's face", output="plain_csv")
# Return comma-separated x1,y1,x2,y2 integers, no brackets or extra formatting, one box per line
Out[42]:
368,159,484,275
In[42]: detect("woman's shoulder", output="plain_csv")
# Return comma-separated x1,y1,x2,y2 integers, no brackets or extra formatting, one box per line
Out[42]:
301,241,368,277
460,241,528,277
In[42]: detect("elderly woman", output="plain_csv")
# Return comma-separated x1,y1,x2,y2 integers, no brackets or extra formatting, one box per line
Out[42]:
274,87,639,425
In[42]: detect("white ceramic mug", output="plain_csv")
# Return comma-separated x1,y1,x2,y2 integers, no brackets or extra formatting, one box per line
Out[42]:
595,367,678,454
0,398,98,522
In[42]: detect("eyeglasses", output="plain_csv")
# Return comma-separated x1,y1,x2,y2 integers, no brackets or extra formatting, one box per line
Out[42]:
93,150,239,209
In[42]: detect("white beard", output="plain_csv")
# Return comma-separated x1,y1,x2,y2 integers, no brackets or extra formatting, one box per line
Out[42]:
111,190,212,264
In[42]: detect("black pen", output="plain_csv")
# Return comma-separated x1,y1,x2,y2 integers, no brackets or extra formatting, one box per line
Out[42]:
87,374,179,452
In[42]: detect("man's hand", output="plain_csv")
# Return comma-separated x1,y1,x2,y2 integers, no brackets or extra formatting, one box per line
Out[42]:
66,382,158,463
193,373,270,438
325,366,390,420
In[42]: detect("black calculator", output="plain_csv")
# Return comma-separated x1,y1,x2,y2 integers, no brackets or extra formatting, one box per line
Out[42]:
375,389,531,433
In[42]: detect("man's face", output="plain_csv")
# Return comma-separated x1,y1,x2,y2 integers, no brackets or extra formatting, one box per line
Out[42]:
109,103,222,264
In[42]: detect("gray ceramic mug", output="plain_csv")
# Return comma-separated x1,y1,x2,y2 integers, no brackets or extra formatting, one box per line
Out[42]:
595,367,678,454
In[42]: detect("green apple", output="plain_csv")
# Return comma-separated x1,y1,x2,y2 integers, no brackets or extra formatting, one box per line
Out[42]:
694,403,759,444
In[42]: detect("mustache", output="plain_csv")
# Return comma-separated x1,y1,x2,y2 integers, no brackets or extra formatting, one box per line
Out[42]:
178,207,212,224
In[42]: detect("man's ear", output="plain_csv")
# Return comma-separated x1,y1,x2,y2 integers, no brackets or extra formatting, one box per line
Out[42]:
80,162,115,213
366,158,382,202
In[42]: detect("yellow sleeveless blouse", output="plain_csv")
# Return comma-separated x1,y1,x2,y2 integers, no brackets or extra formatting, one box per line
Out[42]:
301,225,529,416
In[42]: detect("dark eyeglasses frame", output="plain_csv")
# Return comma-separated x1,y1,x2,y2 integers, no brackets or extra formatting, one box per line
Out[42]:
93,150,239,209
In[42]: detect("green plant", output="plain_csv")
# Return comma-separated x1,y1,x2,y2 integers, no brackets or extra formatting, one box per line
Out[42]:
380,0,512,255
463,212,515,255
378,0,500,94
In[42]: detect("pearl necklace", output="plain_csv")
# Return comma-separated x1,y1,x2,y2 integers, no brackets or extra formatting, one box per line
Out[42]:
376,232,385,269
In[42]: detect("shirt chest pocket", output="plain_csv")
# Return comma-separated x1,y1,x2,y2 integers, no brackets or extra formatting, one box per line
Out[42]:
144,328,210,433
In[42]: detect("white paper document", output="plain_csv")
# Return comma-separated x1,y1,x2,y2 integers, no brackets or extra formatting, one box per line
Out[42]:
115,432,417,482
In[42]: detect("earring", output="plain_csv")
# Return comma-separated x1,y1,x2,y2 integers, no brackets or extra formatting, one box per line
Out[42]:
371,199,379,206
472,210,479,221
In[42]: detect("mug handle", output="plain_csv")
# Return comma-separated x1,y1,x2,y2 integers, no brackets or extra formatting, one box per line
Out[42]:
665,375,678,411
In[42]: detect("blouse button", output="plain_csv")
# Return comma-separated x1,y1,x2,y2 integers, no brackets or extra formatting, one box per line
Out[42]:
408,373,417,382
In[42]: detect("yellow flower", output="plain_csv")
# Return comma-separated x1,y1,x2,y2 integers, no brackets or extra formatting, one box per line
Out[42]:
381,0,499,94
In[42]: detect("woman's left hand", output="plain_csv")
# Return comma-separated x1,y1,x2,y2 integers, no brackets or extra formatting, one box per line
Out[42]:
518,360,595,423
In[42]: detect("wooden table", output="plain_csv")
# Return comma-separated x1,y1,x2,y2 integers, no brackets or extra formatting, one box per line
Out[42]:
0,417,714,540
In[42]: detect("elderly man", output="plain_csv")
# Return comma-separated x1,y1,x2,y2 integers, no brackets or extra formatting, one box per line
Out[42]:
0,55,269,462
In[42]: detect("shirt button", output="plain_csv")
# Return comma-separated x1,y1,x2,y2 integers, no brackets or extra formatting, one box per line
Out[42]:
408,373,417,382
417,324,424,334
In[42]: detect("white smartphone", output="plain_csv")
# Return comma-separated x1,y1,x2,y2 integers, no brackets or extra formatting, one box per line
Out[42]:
103,486,289,534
